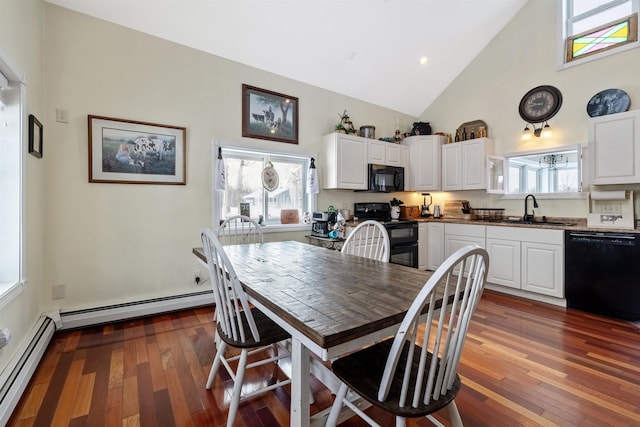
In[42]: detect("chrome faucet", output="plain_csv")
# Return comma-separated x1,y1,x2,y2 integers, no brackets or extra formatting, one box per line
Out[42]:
523,194,539,223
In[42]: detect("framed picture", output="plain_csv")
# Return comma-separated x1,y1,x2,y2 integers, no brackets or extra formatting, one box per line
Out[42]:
242,84,298,144
88,115,186,185
28,114,43,158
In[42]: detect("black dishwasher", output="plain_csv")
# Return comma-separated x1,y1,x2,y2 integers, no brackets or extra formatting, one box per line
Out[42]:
565,230,640,321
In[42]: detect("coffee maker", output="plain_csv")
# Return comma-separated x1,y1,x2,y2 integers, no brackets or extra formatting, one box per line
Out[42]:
421,193,432,217
311,211,336,237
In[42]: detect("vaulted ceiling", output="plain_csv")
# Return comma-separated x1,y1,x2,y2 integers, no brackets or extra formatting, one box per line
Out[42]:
45,0,528,117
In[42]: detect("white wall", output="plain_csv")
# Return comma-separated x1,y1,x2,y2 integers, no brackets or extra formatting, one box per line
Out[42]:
419,0,640,218
42,4,417,312
0,0,46,373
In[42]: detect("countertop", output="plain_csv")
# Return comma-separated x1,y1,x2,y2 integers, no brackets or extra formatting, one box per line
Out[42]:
345,216,640,234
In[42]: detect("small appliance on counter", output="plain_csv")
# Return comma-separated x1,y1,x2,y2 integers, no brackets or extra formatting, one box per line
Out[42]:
421,193,432,217
311,211,337,237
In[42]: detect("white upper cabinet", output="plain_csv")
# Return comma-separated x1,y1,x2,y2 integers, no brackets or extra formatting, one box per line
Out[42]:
385,143,404,167
442,138,494,190
323,133,367,190
402,135,444,191
368,138,405,166
589,110,640,185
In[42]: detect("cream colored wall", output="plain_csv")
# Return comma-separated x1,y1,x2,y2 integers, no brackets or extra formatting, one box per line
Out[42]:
420,0,640,219
42,4,416,312
0,0,45,372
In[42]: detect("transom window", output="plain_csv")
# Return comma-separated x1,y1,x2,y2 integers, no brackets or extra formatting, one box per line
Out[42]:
563,0,638,64
215,147,314,227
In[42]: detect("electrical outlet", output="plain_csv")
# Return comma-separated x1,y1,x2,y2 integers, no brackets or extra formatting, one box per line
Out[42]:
52,284,66,299
193,270,201,284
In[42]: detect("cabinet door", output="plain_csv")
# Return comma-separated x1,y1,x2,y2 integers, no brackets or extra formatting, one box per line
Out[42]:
418,223,428,270
521,242,563,298
427,222,444,271
486,238,520,289
368,139,385,164
442,143,462,191
487,155,506,194
462,139,485,189
386,144,403,166
444,233,485,275
333,134,367,189
589,110,640,185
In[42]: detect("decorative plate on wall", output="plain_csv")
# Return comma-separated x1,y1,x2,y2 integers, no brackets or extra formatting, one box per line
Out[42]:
261,161,279,191
586,88,630,117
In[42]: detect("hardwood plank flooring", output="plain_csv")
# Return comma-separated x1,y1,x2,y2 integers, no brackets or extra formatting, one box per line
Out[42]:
7,290,640,426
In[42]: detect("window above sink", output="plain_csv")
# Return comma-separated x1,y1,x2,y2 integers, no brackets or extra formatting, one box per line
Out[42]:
488,144,586,198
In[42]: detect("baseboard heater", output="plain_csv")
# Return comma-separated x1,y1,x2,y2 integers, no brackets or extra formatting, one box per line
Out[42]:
59,290,214,330
0,315,55,426
0,290,214,424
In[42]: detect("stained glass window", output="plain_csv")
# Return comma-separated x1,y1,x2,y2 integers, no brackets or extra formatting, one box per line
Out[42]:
567,14,638,61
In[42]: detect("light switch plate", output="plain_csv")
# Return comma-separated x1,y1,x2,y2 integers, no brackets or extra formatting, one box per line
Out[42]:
56,108,68,123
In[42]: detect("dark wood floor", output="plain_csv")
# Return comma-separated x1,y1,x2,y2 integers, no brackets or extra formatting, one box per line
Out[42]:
8,290,640,426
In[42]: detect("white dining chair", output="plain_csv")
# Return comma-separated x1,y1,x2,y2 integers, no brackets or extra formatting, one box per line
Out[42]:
342,220,390,262
217,214,263,245
201,228,291,427
326,245,489,427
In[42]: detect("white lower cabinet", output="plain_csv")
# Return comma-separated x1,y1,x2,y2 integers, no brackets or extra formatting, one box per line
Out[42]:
486,226,563,298
418,223,428,270
444,223,485,275
427,222,444,271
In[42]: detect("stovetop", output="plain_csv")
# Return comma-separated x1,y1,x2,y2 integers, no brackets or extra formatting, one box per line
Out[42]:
354,202,417,226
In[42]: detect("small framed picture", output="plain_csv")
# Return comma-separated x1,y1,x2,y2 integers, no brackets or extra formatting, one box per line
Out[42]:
242,84,298,145
88,115,186,185
28,114,43,158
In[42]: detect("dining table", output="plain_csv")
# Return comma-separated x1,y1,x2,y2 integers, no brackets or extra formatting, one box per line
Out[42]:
193,240,440,426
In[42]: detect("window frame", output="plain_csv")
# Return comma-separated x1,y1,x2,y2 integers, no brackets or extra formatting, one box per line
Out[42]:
0,48,26,310
211,141,316,233
558,0,639,68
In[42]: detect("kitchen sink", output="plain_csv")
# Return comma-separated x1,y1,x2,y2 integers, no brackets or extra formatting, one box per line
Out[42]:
504,219,575,227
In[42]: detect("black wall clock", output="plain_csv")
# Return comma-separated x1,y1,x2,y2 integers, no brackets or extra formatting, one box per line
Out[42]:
518,85,563,123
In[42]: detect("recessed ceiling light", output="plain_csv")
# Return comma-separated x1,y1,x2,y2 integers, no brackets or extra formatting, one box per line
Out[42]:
419,56,428,65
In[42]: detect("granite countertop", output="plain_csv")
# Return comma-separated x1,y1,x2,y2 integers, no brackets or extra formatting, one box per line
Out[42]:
404,216,640,233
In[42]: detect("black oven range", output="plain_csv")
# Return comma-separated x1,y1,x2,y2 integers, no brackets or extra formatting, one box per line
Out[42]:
353,202,418,268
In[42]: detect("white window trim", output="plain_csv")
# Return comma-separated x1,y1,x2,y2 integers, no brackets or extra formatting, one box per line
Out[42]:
556,0,640,70
0,45,26,306
210,139,316,233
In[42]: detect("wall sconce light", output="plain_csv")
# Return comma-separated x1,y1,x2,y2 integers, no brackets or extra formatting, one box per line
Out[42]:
522,121,552,140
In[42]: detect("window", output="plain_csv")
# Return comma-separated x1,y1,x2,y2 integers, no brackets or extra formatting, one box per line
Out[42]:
215,146,315,227
0,62,24,305
563,0,638,64
506,146,582,195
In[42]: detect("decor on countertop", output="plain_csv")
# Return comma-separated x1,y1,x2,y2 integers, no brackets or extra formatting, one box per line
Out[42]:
28,114,43,158
335,110,357,134
261,160,279,191
586,88,630,117
306,157,319,194
411,121,432,135
214,146,226,191
389,197,404,220
519,85,562,140
88,115,186,185
242,84,298,144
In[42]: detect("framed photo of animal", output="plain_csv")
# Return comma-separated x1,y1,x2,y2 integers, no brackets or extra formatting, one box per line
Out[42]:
242,84,298,145
88,115,186,184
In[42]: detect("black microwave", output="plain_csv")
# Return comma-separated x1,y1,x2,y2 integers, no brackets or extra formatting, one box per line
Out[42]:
366,164,404,193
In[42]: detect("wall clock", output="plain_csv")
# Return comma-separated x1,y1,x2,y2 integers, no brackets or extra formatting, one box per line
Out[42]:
518,85,563,123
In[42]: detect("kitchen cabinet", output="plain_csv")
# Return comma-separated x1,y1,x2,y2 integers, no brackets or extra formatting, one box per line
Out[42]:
418,222,428,270
426,222,444,271
444,223,485,275
323,132,368,190
402,135,444,191
442,138,494,190
486,226,563,298
368,138,404,166
589,110,640,185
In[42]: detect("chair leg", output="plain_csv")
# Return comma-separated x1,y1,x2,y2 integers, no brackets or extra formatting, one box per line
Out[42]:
395,416,407,427
226,348,249,427
446,400,463,427
206,341,227,389
326,383,348,427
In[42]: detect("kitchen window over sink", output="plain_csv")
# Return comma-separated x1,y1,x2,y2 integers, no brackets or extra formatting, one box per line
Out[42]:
213,145,315,229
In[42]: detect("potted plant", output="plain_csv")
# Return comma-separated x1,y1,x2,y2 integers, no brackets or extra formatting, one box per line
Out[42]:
389,197,404,219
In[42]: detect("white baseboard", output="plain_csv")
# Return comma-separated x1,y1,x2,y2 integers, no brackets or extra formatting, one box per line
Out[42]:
0,315,55,426
59,290,214,330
